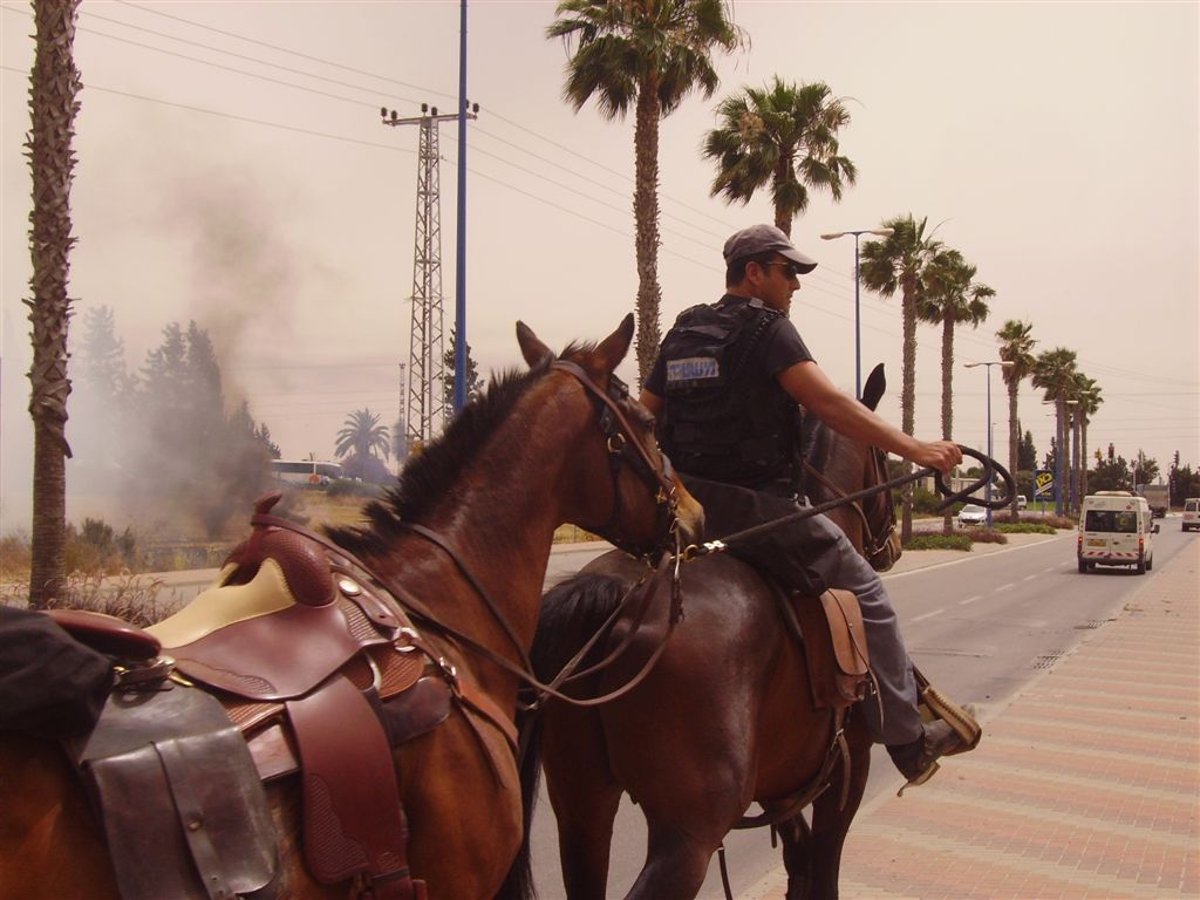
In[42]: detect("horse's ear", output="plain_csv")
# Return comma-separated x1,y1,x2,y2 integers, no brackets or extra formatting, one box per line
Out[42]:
593,314,635,375
516,321,554,368
861,364,886,412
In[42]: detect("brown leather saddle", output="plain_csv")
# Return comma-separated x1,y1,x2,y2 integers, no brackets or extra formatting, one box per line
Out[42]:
50,494,458,900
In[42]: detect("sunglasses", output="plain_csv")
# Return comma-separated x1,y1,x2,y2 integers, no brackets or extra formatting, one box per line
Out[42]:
757,260,802,279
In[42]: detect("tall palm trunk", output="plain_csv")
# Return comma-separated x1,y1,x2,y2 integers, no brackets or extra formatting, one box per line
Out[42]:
940,314,954,533
633,81,662,385
898,279,918,542
773,151,793,235
27,0,81,607
1007,380,1020,518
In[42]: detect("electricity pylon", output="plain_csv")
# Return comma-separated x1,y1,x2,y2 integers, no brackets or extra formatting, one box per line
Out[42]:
381,102,476,450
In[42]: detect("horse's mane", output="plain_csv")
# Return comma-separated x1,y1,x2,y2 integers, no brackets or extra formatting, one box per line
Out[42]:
325,343,594,558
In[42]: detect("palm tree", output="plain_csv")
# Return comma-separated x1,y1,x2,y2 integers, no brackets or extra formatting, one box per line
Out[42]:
1072,373,1102,503
858,214,946,542
1031,347,1078,516
335,409,390,463
918,249,993,531
547,0,743,382
996,319,1037,517
702,77,857,235
27,0,82,607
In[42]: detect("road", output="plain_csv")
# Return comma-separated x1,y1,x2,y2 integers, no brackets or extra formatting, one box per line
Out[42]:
527,519,1195,899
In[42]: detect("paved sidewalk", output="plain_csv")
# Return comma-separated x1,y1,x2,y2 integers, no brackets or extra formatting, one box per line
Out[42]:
744,537,1200,899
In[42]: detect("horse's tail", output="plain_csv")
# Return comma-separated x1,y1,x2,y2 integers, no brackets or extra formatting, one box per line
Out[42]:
497,571,633,900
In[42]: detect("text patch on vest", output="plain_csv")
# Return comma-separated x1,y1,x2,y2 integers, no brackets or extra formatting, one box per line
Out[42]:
667,356,720,387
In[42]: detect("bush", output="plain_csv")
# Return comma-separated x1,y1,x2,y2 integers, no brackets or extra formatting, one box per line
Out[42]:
0,532,31,579
910,486,944,515
994,522,1058,535
2,519,138,581
904,533,973,551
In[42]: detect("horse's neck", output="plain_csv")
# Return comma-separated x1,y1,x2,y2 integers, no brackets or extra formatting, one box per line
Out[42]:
805,424,867,555
383,401,577,671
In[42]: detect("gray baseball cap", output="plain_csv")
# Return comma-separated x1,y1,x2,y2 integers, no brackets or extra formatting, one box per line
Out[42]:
722,224,818,274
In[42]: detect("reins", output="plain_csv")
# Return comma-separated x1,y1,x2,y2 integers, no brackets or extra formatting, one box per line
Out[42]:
685,445,1015,560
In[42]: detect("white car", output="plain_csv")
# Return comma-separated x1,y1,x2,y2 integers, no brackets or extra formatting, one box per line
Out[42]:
958,504,987,527
1183,497,1200,532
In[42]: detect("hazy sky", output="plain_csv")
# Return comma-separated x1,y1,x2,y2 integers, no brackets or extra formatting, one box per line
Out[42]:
2,0,1197,531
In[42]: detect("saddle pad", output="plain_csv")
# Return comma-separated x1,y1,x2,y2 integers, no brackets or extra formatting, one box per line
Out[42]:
77,685,277,900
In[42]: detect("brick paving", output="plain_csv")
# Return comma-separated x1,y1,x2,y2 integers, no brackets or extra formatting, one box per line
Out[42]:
743,538,1200,899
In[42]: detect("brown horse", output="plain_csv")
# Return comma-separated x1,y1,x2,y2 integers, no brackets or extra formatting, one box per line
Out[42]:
0,316,703,900
512,365,898,900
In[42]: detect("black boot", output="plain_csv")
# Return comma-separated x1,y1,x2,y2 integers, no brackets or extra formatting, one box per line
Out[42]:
887,707,975,788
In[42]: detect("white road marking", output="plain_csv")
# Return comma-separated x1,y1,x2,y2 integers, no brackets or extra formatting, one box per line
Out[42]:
911,608,944,623
959,595,983,605
995,582,1016,592
1023,574,1038,582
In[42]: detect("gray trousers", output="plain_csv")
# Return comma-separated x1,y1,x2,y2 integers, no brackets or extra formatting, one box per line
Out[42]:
682,475,923,746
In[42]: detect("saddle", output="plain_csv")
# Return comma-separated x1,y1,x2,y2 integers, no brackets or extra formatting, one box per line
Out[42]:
50,494,460,900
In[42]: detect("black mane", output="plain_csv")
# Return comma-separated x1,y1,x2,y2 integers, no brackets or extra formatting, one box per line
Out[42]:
326,357,554,557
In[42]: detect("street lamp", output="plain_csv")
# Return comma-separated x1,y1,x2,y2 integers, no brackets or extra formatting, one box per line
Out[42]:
820,227,894,399
965,360,1014,527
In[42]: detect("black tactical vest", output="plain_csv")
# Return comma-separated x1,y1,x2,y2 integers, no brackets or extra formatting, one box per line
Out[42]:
658,297,800,491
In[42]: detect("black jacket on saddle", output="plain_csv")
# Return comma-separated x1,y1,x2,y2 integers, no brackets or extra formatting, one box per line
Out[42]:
0,606,114,740
655,296,802,496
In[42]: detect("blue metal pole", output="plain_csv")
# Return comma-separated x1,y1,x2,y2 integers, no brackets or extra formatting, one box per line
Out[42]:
452,0,468,413
853,233,862,401
985,365,993,527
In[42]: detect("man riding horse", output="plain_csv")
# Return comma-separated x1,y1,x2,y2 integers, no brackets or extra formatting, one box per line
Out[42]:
641,223,976,787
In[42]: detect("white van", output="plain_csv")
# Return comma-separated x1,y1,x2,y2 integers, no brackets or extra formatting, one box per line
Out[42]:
1078,491,1157,574
1183,497,1200,532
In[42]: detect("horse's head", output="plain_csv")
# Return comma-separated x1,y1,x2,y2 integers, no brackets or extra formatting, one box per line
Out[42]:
804,364,900,572
516,314,703,560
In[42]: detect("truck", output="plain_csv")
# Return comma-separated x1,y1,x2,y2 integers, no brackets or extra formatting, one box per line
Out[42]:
1137,483,1169,518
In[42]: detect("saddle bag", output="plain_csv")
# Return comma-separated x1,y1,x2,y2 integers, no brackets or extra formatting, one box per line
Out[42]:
73,683,278,900
789,588,872,709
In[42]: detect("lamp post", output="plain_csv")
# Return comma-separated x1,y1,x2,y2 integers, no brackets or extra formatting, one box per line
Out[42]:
820,227,894,399
966,360,1014,527
1063,399,1081,515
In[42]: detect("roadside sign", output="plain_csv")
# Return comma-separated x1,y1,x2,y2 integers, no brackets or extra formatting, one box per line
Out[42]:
1034,470,1054,498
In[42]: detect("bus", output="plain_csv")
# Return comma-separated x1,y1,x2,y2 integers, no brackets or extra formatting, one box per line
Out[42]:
269,459,344,486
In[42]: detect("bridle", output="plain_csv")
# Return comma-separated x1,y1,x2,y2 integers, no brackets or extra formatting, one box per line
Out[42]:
550,359,682,563
803,444,899,571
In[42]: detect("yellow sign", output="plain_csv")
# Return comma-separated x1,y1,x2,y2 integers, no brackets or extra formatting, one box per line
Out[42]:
1035,471,1054,496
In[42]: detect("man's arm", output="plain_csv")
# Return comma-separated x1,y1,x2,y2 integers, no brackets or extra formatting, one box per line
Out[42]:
777,361,962,473
639,389,664,419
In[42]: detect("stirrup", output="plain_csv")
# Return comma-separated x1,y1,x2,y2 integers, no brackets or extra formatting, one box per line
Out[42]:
913,665,981,754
